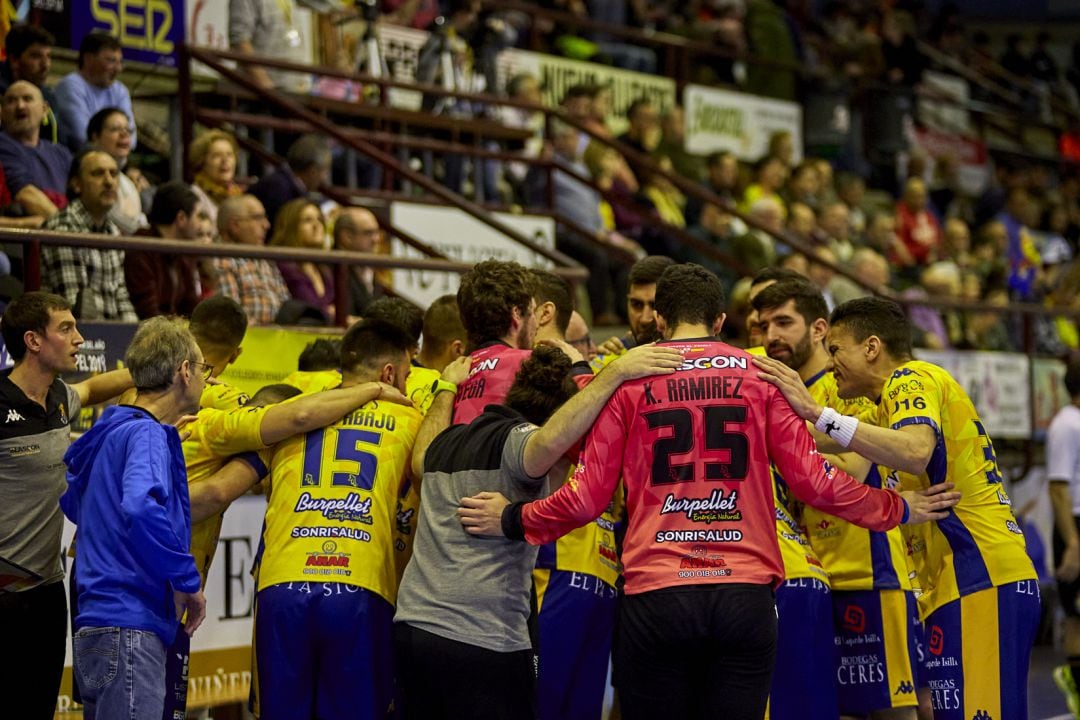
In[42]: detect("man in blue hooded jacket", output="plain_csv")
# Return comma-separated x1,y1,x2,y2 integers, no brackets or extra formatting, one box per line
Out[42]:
61,316,210,719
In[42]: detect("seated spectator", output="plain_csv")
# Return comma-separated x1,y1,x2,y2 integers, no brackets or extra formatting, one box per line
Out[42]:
656,105,705,183
249,134,331,227
585,0,658,73
806,245,840,311
0,81,71,219
502,73,545,199
189,130,244,232
997,187,1043,301
739,156,788,219
685,150,741,226
687,202,741,290
894,177,942,278
818,201,856,262
616,98,662,182
640,156,686,229
733,197,783,275
333,207,385,317
902,260,964,349
54,32,135,152
582,141,648,245
87,107,147,235
835,172,868,238
941,217,974,271
41,149,137,321
968,286,1016,352
783,161,822,211
124,181,206,319
270,198,335,322
831,247,890,306
786,201,818,249
210,195,290,325
766,130,795,169
0,24,60,143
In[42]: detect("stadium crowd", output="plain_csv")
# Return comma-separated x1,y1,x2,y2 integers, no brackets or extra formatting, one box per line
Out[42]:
0,2,1078,719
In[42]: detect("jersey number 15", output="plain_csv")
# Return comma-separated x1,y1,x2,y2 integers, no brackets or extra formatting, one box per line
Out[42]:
301,428,381,490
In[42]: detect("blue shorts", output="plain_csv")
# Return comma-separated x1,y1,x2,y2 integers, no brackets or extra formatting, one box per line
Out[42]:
535,569,617,720
252,582,394,720
922,580,1040,720
832,589,919,714
770,577,837,720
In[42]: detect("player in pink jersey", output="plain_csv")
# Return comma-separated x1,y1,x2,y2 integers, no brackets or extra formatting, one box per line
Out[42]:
460,264,960,720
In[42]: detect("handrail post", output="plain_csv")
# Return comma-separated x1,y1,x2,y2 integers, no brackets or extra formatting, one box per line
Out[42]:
25,239,40,291
335,262,350,328
179,43,194,182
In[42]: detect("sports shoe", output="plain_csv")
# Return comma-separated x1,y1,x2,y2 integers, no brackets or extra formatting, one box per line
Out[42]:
1053,664,1080,718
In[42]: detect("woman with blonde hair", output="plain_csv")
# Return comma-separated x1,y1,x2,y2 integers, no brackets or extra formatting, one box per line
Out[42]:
189,129,244,231
270,198,336,321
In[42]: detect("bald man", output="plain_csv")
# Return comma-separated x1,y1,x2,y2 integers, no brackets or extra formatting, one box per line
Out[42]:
334,207,383,315
0,80,72,218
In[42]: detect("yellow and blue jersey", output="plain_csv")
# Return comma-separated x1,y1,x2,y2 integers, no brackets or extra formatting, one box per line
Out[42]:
744,347,829,584
880,360,1035,616
200,381,250,411
405,365,441,418
281,369,343,395
535,475,622,590
256,399,422,605
802,369,912,591
184,403,272,585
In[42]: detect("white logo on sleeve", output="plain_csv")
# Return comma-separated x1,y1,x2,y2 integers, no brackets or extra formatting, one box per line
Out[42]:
5,409,24,423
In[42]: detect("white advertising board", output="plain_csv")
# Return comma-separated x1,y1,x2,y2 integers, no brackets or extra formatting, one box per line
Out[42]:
388,202,556,309
913,350,1031,439
683,83,802,162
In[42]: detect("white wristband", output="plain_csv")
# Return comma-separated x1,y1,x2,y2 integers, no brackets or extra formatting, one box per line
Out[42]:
814,407,859,449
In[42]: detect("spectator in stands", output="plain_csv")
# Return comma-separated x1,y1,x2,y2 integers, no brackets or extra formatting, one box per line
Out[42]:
0,81,71,220
902,260,964,349
87,107,147,235
270,198,335,322
766,131,795,169
640,156,686,229
249,134,331,227
864,210,908,265
541,118,636,325
0,25,60,143
688,202,741,291
502,73,545,199
999,33,1032,80
740,156,788,219
124,181,206,319
211,194,290,325
744,0,798,100
685,150,741,226
894,177,942,279
786,201,818,249
42,149,137,321
655,104,704,183
881,10,925,86
585,0,658,73
818,201,855,262
229,0,308,92
806,245,840,311
733,197,783,275
383,0,441,30
831,247,888,306
998,187,1043,301
190,130,244,233
1031,32,1059,84
941,217,974,271
333,207,384,317
784,161,822,212
835,172,868,238
616,98,662,181
54,32,135,152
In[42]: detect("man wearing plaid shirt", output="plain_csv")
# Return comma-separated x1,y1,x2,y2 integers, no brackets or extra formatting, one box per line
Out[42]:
211,194,290,325
41,149,137,321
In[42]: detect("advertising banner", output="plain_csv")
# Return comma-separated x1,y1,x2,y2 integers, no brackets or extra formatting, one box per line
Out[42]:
683,83,802,162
